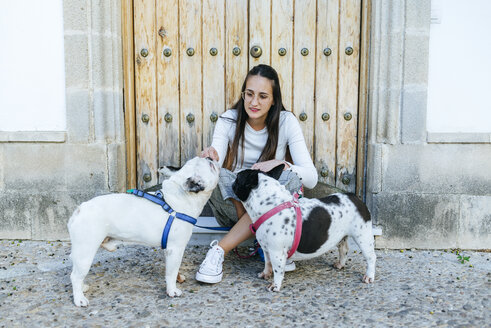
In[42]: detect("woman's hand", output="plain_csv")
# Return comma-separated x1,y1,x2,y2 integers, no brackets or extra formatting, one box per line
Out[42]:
200,146,219,162
251,159,289,172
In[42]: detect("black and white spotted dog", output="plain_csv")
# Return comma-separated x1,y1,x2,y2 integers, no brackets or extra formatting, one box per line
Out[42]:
232,165,376,291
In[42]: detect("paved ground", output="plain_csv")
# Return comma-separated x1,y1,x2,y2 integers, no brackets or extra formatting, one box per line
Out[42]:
0,240,489,328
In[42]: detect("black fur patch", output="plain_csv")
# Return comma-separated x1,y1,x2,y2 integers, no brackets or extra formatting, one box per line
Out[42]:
297,206,331,253
160,165,180,172
232,165,284,201
319,194,341,206
346,193,371,222
232,169,259,201
266,164,285,180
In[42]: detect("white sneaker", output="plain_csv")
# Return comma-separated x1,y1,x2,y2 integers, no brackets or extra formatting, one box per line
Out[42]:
285,259,296,272
195,240,224,283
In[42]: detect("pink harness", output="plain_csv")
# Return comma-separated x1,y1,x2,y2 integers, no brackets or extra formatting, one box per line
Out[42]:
249,193,302,259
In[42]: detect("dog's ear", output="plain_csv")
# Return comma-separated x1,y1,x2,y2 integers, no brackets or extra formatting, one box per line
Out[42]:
232,169,259,202
158,166,181,179
266,164,284,180
185,176,205,193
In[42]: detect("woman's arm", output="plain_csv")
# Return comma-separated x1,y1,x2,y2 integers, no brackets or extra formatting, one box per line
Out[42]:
284,114,318,189
208,110,236,167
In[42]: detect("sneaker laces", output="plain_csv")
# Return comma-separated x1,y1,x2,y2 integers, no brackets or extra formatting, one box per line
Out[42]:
200,240,223,270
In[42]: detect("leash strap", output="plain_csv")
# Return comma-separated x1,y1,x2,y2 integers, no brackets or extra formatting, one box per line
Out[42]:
194,225,231,231
127,189,197,249
250,193,302,259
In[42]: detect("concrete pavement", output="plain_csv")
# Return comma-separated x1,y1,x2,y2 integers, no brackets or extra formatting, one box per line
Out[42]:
0,240,489,327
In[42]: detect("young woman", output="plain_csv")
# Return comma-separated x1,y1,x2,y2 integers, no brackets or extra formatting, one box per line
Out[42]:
195,64,318,283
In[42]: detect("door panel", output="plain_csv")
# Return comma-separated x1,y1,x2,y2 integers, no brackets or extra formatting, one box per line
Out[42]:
336,0,361,191
179,0,202,164
315,0,340,188
203,0,225,148
132,0,364,192
271,0,293,112
249,0,271,68
134,0,158,188
293,0,316,156
225,0,248,109
156,0,180,169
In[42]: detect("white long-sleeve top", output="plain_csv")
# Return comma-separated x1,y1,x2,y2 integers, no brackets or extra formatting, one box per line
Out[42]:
211,109,318,189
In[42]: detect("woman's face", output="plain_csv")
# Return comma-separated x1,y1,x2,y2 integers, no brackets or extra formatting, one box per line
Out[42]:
242,75,274,128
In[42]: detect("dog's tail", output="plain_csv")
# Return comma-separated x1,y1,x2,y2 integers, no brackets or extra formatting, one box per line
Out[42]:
67,206,81,230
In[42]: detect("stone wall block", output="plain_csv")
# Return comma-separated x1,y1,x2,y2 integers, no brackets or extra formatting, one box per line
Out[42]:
91,0,114,35
93,90,116,142
66,89,91,143
403,34,430,85
65,144,108,192
107,142,126,192
31,191,96,240
63,0,89,32
401,89,427,143
93,89,124,142
383,144,491,194
389,0,406,29
366,144,383,195
374,193,460,249
405,0,431,31
0,192,32,239
64,35,89,89
91,35,117,90
371,88,401,144
3,144,66,192
90,1,122,91
458,196,491,249
369,1,406,145
0,146,4,190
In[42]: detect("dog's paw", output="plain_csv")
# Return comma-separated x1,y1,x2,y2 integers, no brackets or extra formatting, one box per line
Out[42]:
74,295,89,307
333,262,345,270
177,273,186,284
258,271,271,280
362,275,374,284
267,283,281,292
101,237,117,252
167,288,183,297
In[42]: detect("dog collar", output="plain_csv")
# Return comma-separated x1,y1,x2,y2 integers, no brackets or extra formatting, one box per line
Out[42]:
249,192,303,259
127,189,197,249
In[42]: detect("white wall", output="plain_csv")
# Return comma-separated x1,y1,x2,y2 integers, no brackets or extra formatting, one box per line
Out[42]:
427,0,491,133
0,0,66,131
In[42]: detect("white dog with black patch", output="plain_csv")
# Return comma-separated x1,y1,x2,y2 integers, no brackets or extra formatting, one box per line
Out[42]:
67,156,219,306
232,165,376,292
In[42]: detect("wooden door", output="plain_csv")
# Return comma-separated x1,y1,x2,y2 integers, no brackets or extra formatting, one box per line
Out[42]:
128,0,368,194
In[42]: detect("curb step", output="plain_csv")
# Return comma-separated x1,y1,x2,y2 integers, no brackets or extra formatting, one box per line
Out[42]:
190,217,383,247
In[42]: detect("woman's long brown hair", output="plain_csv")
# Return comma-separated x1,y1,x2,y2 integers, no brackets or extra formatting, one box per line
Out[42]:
223,64,287,170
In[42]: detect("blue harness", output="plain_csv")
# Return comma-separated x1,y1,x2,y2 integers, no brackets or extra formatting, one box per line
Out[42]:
127,189,197,249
